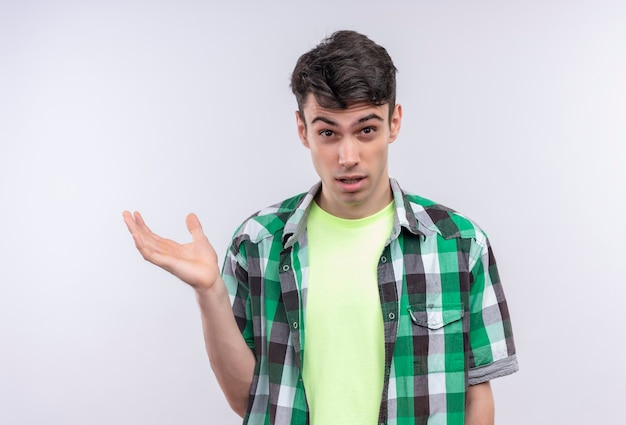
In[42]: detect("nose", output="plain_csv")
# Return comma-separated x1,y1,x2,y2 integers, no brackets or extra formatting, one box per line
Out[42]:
338,138,360,168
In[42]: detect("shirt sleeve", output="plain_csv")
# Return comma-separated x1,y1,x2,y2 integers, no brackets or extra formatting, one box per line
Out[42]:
467,234,519,385
222,239,255,352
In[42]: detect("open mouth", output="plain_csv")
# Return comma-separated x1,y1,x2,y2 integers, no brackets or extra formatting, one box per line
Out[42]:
339,178,363,184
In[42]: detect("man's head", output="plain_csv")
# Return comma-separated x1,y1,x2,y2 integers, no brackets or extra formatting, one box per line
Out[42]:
290,30,398,122
291,31,402,219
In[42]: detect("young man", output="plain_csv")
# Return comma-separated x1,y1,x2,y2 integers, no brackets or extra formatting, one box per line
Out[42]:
123,30,518,425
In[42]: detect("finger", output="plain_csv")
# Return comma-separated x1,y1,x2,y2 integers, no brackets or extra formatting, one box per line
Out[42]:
122,210,138,234
185,213,206,242
122,211,148,239
124,211,157,249
122,212,150,257
132,211,159,236
133,211,147,227
123,212,176,266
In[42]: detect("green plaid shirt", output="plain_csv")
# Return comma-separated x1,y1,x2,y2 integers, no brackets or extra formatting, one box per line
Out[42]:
223,178,518,425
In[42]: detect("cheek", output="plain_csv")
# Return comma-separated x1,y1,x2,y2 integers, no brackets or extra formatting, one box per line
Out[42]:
366,141,387,156
309,147,336,173
369,144,390,169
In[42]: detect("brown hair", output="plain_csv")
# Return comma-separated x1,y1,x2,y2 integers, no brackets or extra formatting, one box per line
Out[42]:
290,30,398,120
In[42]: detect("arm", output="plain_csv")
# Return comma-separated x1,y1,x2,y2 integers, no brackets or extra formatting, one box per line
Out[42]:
466,235,517,423
195,281,255,416
465,382,494,425
123,211,255,417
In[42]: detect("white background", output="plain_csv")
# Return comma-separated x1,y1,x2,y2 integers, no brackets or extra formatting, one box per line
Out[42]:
1,0,625,424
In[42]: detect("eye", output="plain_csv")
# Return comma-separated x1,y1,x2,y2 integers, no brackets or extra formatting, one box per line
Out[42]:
319,129,335,137
361,126,376,135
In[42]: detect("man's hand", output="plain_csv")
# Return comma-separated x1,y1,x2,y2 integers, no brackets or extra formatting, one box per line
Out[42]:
123,211,255,416
122,211,219,292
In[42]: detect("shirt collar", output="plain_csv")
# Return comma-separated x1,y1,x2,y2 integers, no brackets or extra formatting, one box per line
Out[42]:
282,178,437,248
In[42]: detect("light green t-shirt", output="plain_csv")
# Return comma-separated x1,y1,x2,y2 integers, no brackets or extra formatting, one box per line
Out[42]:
303,201,394,425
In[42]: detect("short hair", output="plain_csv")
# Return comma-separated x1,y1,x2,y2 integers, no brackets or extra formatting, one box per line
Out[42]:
290,30,398,120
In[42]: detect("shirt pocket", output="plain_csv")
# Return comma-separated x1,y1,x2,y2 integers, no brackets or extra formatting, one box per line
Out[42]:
408,303,465,374
408,303,464,329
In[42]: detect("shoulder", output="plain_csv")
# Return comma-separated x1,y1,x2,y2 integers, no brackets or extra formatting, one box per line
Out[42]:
402,190,488,242
231,191,308,247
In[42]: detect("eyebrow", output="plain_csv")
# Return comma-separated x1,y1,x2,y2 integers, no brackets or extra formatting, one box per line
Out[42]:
310,113,385,127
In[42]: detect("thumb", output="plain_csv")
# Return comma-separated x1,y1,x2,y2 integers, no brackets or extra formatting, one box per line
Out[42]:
185,213,206,241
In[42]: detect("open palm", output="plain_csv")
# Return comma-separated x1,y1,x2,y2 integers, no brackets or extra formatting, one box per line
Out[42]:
123,211,220,292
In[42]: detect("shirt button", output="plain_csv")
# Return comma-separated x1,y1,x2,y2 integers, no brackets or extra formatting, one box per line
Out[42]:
282,264,290,272
388,312,395,320
380,256,387,263
292,322,298,329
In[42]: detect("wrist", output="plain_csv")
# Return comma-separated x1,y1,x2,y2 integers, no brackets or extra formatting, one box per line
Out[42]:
194,276,228,301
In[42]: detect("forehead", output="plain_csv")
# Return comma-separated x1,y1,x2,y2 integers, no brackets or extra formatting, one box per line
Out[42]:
302,95,389,125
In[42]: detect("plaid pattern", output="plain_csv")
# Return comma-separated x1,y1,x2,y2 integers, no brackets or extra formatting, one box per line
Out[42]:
223,178,518,425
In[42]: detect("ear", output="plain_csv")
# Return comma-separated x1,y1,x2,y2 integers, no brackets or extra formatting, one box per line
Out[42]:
388,104,403,144
296,110,310,148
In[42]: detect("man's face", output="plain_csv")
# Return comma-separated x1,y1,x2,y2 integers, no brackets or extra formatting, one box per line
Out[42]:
296,94,402,219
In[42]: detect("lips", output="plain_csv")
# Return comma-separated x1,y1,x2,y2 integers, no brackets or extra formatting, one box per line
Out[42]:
336,176,366,192
337,175,365,183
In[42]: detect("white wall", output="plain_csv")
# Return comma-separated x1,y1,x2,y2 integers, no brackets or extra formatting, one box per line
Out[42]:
1,1,624,424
